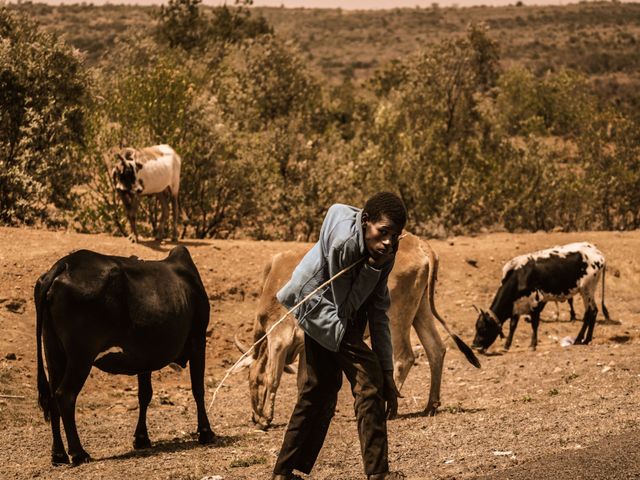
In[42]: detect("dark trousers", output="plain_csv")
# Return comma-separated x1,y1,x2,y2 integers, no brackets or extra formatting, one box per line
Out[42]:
273,323,389,476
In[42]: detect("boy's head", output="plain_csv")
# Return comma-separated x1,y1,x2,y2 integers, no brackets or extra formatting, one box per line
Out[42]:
362,192,407,260
362,192,407,229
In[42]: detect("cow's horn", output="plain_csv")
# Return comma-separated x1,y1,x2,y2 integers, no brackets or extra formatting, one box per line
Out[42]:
234,333,250,354
472,304,481,314
230,355,254,373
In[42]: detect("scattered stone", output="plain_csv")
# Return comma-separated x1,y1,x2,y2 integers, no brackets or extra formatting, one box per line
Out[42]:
5,353,17,360
2,298,26,314
465,258,479,268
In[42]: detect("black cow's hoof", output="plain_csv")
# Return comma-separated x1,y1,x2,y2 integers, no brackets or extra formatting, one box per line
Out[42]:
198,429,216,445
133,435,152,449
71,450,91,466
51,452,70,466
423,403,439,417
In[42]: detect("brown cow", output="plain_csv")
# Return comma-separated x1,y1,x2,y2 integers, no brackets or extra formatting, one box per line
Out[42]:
236,233,479,429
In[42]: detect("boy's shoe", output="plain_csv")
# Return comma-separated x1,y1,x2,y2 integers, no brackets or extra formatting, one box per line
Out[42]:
368,472,406,480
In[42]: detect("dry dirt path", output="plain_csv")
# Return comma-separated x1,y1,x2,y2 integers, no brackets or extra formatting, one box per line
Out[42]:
1,227,639,479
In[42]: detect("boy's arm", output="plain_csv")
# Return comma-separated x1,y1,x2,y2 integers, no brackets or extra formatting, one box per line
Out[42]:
367,264,394,372
327,241,383,322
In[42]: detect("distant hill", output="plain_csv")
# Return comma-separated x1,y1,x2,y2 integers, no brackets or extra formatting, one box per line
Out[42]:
8,2,640,109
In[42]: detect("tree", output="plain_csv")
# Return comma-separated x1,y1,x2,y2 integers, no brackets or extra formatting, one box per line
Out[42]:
0,8,90,225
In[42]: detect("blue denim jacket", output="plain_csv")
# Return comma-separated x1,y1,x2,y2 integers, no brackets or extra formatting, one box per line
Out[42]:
276,204,394,371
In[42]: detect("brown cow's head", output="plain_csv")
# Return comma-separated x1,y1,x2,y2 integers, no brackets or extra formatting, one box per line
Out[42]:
236,318,303,430
111,149,144,196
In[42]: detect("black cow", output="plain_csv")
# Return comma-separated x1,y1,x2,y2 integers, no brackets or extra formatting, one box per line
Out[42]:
472,242,609,352
35,247,214,465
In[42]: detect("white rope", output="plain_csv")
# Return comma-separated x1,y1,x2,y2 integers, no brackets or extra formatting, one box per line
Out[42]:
206,257,365,413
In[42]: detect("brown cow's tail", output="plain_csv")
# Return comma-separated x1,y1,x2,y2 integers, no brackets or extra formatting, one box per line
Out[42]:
423,242,481,369
35,261,66,422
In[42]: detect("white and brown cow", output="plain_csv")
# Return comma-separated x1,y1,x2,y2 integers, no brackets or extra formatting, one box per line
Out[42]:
111,145,181,242
472,242,610,352
236,233,480,429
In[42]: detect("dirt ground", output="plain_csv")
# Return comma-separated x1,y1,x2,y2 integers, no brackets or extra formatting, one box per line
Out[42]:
1,227,639,480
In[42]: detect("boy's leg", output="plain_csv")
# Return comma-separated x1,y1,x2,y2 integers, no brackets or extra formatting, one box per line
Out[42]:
337,324,389,476
273,333,342,475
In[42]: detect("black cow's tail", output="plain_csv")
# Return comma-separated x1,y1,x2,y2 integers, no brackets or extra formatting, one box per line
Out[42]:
35,261,66,423
423,242,481,369
601,265,610,322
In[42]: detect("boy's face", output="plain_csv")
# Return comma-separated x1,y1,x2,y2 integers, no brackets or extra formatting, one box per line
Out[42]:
363,213,403,260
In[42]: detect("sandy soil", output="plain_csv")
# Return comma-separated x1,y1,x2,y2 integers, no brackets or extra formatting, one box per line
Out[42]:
1,227,639,480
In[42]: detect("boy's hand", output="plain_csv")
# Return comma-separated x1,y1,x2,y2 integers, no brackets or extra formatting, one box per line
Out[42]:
382,371,402,419
367,242,398,267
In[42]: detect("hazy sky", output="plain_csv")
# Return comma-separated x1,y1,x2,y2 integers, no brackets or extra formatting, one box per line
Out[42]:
30,0,594,8
245,0,572,7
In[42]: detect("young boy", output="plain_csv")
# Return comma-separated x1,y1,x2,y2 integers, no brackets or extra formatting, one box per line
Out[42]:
273,192,407,480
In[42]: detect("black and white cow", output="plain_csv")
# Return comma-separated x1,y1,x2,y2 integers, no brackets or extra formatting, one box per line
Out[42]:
35,247,214,465
472,242,609,352
111,145,181,243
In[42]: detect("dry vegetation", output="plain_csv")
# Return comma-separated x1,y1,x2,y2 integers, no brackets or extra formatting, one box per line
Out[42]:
13,2,640,109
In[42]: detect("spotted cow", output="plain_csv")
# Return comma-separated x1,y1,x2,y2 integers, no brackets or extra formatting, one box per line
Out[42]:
472,242,610,352
111,145,181,242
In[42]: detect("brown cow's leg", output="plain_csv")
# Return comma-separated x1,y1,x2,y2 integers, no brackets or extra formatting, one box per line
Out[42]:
412,296,445,416
55,358,93,465
188,335,215,444
133,372,153,449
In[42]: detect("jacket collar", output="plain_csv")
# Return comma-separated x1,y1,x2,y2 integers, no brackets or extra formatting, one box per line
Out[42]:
356,209,366,256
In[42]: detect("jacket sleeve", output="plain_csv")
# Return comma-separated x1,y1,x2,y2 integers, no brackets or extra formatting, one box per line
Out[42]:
328,240,382,322
367,262,394,372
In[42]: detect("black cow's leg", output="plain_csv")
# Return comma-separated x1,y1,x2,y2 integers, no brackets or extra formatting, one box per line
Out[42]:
529,303,545,351
504,315,519,351
44,338,69,465
189,336,215,444
584,305,599,344
55,359,93,465
568,298,577,322
133,372,153,449
574,309,590,345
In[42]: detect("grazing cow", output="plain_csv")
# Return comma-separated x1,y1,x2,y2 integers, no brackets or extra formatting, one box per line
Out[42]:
235,233,480,429
472,242,610,353
111,144,181,243
35,247,214,465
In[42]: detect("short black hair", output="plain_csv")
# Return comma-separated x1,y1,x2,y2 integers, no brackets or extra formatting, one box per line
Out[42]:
363,192,407,229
